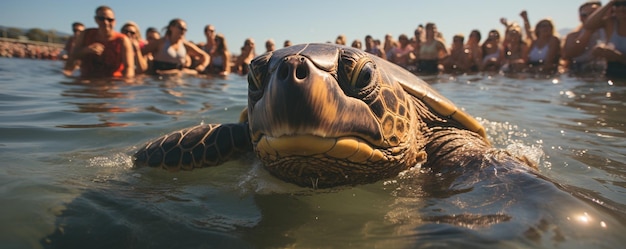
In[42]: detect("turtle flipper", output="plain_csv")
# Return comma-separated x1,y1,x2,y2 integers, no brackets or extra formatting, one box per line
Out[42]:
134,123,252,170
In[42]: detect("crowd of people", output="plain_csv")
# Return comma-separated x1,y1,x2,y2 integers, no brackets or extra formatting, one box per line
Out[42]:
61,2,626,79
365,1,624,78
62,6,264,78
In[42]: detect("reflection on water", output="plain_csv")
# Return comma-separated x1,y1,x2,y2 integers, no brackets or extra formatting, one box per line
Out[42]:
0,58,624,249
58,80,138,128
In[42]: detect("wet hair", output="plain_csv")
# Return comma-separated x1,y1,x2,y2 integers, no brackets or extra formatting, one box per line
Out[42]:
121,21,142,40
425,23,437,39
146,27,158,34
164,18,184,37
506,23,526,45
335,35,346,45
469,29,481,43
214,33,228,53
244,38,254,46
351,39,362,49
488,29,500,39
534,19,556,38
72,22,84,28
204,25,214,33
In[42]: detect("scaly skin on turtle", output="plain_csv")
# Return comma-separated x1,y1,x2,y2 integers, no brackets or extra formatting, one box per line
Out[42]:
134,43,532,188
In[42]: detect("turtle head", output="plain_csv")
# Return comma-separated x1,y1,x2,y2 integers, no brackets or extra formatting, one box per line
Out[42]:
246,43,425,188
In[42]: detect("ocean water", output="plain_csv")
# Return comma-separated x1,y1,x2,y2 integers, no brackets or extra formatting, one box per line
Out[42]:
0,57,624,249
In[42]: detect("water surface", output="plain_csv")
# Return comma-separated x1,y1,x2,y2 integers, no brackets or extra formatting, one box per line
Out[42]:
0,57,624,249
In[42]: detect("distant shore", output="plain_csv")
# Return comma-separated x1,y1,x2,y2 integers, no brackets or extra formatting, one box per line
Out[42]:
0,37,64,48
0,37,63,60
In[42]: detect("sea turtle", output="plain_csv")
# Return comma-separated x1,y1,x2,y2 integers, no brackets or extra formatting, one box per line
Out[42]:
134,43,533,188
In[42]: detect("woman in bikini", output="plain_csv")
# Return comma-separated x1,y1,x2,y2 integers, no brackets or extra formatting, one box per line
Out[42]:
389,34,414,69
120,22,148,74
202,24,217,55
585,0,626,78
481,30,503,72
141,18,209,75
464,29,483,73
206,33,231,76
501,24,529,73
442,34,470,74
521,11,561,74
417,22,448,75
235,38,256,75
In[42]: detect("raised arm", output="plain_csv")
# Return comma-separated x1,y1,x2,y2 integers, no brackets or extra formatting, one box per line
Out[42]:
132,40,148,74
184,41,210,73
140,38,160,58
520,10,535,42
121,36,135,78
584,1,613,31
562,29,594,60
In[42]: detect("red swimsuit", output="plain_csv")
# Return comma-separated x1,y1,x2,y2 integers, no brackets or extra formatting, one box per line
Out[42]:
79,28,125,78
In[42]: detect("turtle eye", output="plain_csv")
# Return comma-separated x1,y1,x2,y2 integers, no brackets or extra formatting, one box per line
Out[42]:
248,70,264,102
248,52,271,92
248,72,261,91
350,60,376,89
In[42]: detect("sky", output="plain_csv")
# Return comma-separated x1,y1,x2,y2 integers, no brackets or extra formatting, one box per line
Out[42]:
1,0,592,55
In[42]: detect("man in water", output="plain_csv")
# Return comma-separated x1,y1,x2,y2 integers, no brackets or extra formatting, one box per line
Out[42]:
63,5,135,78
562,1,605,74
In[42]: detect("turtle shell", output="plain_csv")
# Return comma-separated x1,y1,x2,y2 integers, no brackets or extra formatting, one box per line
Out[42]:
367,54,488,141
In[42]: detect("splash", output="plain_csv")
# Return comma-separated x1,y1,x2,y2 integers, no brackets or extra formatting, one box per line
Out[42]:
84,152,136,184
478,117,545,167
88,153,134,169
237,162,308,195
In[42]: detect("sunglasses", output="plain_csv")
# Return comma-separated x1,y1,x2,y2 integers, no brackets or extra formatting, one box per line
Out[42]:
95,16,115,22
615,1,626,7
122,29,136,35
177,26,187,32
73,29,82,33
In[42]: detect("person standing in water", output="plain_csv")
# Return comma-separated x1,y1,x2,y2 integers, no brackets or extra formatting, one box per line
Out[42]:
141,18,209,75
63,6,135,78
585,0,626,78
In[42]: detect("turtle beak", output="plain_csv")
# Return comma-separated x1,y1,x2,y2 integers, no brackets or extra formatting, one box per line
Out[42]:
249,54,382,145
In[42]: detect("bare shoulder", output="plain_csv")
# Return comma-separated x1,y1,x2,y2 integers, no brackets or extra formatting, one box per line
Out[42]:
550,36,561,45
564,30,580,41
184,41,206,54
184,40,201,49
144,38,164,52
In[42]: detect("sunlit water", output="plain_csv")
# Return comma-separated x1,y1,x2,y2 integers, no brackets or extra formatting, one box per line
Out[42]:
0,57,624,249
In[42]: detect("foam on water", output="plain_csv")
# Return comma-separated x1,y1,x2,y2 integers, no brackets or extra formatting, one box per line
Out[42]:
479,117,546,168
